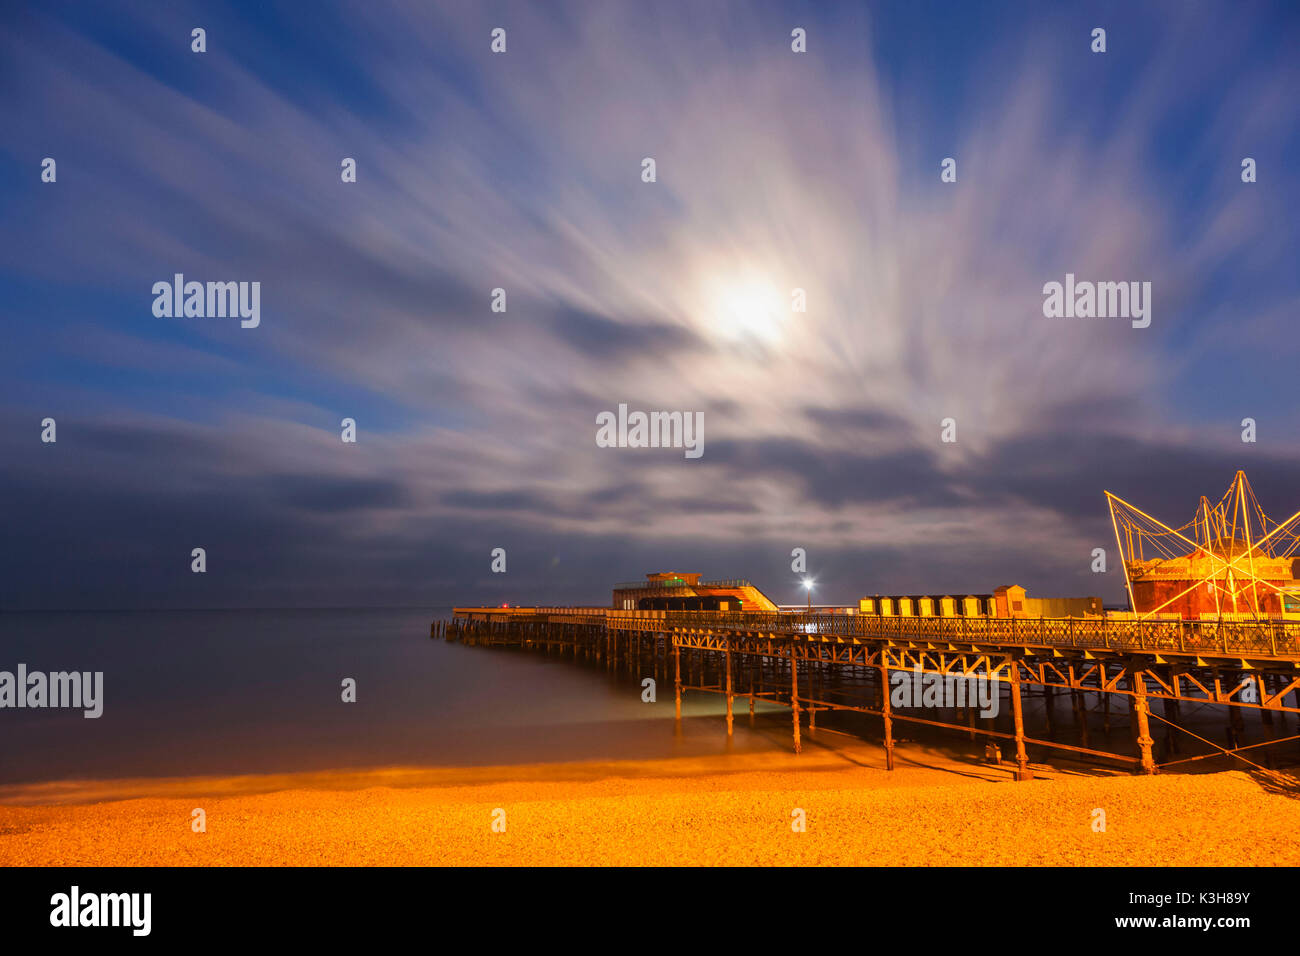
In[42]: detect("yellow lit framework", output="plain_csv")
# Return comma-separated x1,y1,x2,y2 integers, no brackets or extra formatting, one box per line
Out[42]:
1106,471,1300,621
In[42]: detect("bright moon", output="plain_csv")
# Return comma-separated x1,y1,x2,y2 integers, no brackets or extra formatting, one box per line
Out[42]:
708,276,787,344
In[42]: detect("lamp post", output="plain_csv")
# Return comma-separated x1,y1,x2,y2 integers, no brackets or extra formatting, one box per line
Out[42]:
804,577,814,611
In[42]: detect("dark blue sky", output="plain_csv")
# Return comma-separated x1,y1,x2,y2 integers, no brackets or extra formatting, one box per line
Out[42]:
2,0,1298,609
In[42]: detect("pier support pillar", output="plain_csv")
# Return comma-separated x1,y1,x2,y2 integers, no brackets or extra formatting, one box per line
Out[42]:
1229,682,1245,749
749,656,757,721
1162,695,1180,757
724,643,734,737
1073,687,1089,749
1260,674,1274,729
789,645,802,755
673,639,682,721
1132,667,1157,775
879,656,894,771
1010,661,1033,781
1102,665,1111,735
808,660,817,734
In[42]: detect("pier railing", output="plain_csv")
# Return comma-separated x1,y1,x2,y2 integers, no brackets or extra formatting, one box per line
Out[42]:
605,609,1300,659
452,605,1300,659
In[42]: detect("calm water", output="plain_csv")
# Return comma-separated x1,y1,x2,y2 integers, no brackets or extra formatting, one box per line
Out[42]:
0,608,781,785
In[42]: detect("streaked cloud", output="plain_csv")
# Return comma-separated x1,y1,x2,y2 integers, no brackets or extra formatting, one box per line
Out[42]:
2,0,1297,608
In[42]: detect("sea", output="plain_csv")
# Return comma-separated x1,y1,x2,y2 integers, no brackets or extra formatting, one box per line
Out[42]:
0,607,782,785
3,608,1285,785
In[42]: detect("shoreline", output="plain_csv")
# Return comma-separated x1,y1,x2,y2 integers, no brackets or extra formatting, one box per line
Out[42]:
4,741,1299,866
0,736,1022,806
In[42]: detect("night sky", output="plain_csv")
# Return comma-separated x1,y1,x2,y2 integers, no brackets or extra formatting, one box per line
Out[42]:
2,0,1298,610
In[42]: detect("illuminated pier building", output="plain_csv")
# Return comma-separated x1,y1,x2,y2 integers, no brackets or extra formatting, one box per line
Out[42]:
857,585,1101,619
613,573,779,612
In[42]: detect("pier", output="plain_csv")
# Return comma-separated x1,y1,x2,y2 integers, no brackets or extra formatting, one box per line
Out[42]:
436,606,1300,782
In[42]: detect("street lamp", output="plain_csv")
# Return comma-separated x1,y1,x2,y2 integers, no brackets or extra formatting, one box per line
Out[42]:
803,577,814,611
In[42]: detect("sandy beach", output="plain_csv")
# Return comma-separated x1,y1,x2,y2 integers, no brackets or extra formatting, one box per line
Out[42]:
4,738,1299,866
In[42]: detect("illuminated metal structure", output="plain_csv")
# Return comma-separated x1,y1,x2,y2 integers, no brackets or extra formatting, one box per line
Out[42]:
1107,471,1300,621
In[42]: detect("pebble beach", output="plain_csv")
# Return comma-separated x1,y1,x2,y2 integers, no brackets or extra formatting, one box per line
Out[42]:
4,741,1298,866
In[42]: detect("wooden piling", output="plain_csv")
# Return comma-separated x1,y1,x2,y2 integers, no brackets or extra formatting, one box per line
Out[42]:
879,656,895,771
1010,661,1032,781
789,644,802,755
724,641,734,737
1162,696,1180,756
1228,675,1245,750
1132,667,1156,775
673,639,682,721
1102,665,1111,735
808,660,817,734
749,655,757,720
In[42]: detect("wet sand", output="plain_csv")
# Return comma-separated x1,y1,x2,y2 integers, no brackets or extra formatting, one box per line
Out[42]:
3,737,1299,866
